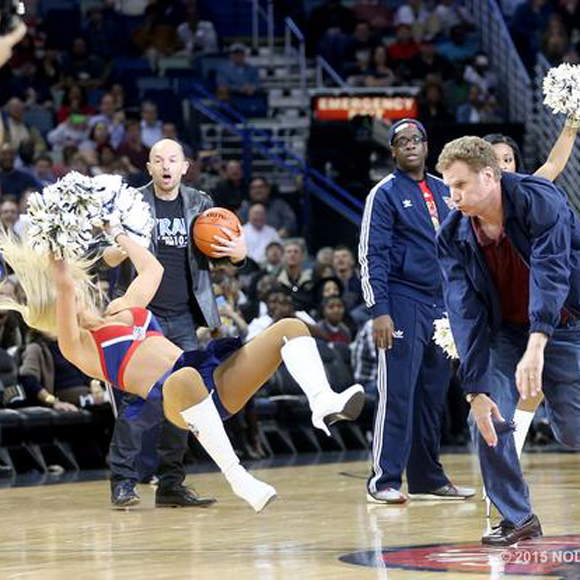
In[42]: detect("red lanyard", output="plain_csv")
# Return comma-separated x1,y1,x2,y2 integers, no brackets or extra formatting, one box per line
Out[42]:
418,180,440,231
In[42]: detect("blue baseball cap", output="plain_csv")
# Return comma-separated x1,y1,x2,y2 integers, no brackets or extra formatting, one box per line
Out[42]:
388,118,427,146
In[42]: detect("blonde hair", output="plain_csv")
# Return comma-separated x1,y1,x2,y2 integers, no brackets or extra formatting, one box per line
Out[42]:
0,233,103,335
436,136,502,180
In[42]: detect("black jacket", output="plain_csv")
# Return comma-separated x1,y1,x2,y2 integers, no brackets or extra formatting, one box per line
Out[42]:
115,181,221,330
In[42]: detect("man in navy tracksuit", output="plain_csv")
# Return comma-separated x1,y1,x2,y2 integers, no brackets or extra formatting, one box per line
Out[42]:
437,136,580,546
359,119,475,504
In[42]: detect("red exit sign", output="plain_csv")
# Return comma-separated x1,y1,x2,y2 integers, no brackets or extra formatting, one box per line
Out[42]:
313,95,417,121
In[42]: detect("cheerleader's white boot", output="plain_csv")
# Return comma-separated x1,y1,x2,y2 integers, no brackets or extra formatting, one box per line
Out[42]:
180,396,276,512
280,336,365,436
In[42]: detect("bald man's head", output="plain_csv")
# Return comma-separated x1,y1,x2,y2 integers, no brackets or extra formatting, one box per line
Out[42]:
147,139,189,197
149,138,185,162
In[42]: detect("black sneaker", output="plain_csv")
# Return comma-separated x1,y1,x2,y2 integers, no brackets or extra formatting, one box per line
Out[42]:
155,485,216,508
482,514,543,547
111,481,140,508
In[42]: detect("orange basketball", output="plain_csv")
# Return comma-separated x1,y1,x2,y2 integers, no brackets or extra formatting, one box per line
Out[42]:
192,207,242,258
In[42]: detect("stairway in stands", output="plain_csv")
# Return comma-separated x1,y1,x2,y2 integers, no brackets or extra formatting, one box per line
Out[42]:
198,46,316,194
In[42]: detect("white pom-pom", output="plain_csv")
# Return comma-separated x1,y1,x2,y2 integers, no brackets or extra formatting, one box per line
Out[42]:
433,316,458,360
542,63,580,120
26,172,154,258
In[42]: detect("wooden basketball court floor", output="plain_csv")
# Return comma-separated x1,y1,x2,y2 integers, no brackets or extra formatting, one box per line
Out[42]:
1,451,580,580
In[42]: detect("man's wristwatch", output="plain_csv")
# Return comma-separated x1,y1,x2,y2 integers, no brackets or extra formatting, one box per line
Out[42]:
466,393,484,404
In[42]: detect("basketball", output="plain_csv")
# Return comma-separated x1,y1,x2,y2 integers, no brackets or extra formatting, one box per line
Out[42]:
192,207,242,258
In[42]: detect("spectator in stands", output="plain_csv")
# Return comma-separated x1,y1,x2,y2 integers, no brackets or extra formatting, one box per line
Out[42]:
56,85,94,124
50,145,76,179
83,6,122,60
316,246,335,268
14,189,34,238
463,54,497,98
554,0,580,40
110,82,127,111
242,203,280,265
0,278,26,349
161,122,193,158
264,241,284,275
246,286,316,342
366,45,397,87
479,92,504,124
332,245,364,311
510,0,552,70
177,3,219,55
69,152,92,176
345,48,374,86
61,36,109,90
433,0,473,36
216,44,266,117
0,199,20,236
437,23,479,63
542,13,570,65
317,295,352,346
132,0,184,69
307,0,356,57
32,154,56,186
350,318,377,396
140,101,163,149
353,0,391,34
312,262,336,285
92,143,133,178
418,79,453,126
409,36,453,82
277,239,314,311
47,113,90,150
313,276,343,304
16,140,36,174
79,121,111,164
345,20,378,64
37,45,64,91
3,98,47,156
88,93,125,149
455,84,483,123
394,0,439,42
0,144,41,201
239,177,297,237
211,271,248,341
18,330,80,411
117,119,149,173
387,24,420,79
213,160,246,212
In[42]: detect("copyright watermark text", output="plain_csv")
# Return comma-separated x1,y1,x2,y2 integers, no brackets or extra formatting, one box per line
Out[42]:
499,549,580,565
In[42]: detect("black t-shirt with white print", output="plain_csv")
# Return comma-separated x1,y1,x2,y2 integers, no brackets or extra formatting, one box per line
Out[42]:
148,196,193,317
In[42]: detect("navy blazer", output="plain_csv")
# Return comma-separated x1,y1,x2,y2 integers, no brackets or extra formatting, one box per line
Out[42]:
437,172,580,393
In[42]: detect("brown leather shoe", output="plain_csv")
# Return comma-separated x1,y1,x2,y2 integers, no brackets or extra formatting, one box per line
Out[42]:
482,514,543,546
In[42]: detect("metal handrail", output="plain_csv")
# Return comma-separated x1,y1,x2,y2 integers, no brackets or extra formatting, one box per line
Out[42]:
315,56,348,89
250,0,274,54
187,91,363,224
284,17,307,95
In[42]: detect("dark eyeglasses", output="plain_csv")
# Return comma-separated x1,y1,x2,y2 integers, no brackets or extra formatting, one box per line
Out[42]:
392,135,425,148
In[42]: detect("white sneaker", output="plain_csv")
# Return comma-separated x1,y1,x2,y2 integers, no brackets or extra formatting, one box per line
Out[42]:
408,483,476,501
367,487,408,505
311,384,365,436
227,466,277,513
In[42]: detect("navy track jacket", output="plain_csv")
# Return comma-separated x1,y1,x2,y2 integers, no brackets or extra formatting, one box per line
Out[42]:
437,172,580,394
359,168,453,317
